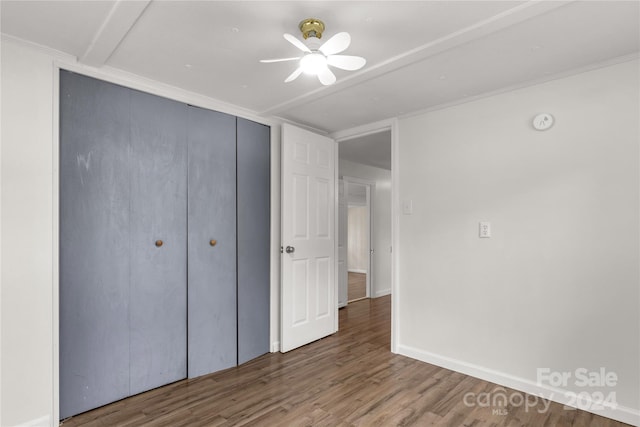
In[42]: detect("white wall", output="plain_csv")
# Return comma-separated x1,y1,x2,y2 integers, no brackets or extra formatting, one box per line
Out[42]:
339,160,392,297
397,59,639,424
1,37,56,427
0,37,282,426
347,206,368,272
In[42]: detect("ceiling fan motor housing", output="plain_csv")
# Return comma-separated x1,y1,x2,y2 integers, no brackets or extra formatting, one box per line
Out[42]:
299,18,325,39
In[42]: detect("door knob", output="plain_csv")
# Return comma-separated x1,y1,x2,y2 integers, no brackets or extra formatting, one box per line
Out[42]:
285,246,295,254
210,239,217,247
155,240,163,247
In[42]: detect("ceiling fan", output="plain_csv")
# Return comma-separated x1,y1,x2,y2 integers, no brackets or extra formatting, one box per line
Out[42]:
260,18,366,86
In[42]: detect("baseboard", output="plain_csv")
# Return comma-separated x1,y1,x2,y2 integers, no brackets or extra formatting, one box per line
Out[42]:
270,341,280,353
11,415,51,427
374,288,391,297
398,344,640,426
348,269,367,274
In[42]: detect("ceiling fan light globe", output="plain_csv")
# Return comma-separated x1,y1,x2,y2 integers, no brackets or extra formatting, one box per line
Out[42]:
300,53,327,75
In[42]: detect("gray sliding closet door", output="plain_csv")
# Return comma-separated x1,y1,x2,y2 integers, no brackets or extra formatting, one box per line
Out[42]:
59,71,131,418
187,106,237,377
61,71,270,419
129,91,188,394
237,118,271,364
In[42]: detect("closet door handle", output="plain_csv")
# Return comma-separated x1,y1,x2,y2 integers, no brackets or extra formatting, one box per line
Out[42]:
155,240,163,247
285,246,295,254
210,239,217,247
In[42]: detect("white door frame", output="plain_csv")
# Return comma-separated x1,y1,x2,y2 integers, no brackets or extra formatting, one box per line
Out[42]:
343,176,375,300
337,179,348,308
332,119,399,353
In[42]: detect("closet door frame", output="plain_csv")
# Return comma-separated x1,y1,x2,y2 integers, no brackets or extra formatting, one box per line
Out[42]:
53,65,276,423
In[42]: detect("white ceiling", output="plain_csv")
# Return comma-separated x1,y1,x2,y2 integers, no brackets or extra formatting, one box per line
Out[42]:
2,1,639,139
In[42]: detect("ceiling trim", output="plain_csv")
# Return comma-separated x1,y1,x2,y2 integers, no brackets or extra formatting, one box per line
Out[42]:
331,118,395,142
272,116,330,136
80,0,151,67
261,0,573,117
55,58,279,128
2,34,325,137
3,33,285,128
397,51,640,122
1,33,76,61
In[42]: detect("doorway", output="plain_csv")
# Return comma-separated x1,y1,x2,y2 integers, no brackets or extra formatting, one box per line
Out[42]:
337,129,392,310
280,121,397,353
346,182,371,302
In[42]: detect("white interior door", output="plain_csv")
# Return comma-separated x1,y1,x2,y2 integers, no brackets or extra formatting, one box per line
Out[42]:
281,123,336,352
338,179,348,307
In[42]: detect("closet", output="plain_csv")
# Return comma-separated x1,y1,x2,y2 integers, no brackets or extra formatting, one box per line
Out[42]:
59,71,270,419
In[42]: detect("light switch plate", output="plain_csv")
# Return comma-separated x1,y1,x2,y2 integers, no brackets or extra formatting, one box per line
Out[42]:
402,200,413,215
479,222,491,238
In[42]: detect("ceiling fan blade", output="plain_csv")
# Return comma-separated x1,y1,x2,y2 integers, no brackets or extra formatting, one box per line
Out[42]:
260,57,301,63
284,67,303,83
319,32,351,56
317,67,336,86
326,55,366,71
284,33,311,53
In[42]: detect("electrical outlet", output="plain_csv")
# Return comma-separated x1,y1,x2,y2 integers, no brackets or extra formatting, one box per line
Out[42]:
479,222,491,238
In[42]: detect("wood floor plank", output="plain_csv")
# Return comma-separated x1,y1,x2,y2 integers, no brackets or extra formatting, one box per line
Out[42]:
348,272,367,301
61,296,631,427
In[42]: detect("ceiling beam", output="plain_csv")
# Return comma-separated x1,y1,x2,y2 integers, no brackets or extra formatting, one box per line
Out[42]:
260,0,574,117
80,0,151,67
